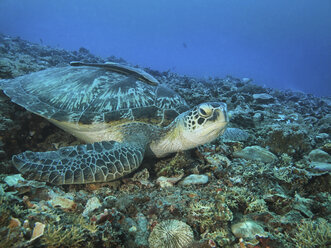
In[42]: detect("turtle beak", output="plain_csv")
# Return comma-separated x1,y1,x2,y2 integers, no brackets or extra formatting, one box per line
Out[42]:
205,103,229,137
218,107,229,124
211,102,228,124
218,103,228,122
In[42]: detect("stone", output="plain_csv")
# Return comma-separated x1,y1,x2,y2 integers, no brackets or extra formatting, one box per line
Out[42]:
310,162,331,172
29,222,46,243
315,133,329,143
8,217,21,229
253,93,275,104
205,154,231,167
253,113,262,122
82,196,102,217
233,146,277,163
180,174,209,186
241,78,252,83
156,175,183,188
231,220,268,245
221,128,249,142
231,110,255,128
134,213,149,246
321,143,331,154
308,149,331,163
49,196,77,212
0,148,5,158
132,168,154,187
264,124,311,158
4,174,25,187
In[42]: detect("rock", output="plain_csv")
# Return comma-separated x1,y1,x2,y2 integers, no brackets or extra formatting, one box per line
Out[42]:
308,149,331,163
156,175,183,188
253,93,275,104
134,213,149,246
318,114,331,134
231,220,268,246
231,111,255,128
180,174,209,186
263,124,311,158
103,195,117,207
205,154,231,168
8,217,21,229
29,222,46,243
321,143,331,154
82,196,102,217
241,78,252,83
233,146,277,163
49,196,77,212
132,168,154,187
0,57,15,78
253,113,263,122
156,177,173,188
315,133,329,143
293,193,314,218
221,128,249,142
238,83,266,94
310,162,331,172
4,174,25,187
0,149,5,159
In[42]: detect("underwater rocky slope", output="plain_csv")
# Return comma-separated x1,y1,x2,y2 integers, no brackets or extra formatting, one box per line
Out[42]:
0,33,330,248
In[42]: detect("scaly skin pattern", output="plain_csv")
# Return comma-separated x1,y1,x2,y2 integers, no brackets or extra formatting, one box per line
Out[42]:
13,122,155,185
13,140,146,185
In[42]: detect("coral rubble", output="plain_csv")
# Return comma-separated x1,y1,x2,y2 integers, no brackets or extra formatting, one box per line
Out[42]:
0,34,330,247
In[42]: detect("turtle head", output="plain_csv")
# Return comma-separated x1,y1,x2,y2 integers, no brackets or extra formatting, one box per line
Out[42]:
179,102,228,147
150,102,228,157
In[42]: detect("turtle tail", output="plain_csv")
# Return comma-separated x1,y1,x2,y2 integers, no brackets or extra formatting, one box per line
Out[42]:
12,141,145,185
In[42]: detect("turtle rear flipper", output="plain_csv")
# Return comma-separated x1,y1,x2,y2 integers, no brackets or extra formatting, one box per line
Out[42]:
12,141,145,185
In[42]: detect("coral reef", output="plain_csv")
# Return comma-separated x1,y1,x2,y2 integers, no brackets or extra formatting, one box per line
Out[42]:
285,218,331,248
0,34,330,247
154,151,194,177
40,224,85,248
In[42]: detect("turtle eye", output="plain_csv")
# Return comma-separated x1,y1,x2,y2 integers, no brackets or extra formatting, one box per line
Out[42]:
199,108,207,115
198,104,212,117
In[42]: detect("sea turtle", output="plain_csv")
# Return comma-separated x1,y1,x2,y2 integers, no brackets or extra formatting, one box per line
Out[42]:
0,62,228,185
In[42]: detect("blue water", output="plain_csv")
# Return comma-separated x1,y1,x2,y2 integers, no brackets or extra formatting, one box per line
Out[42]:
0,0,330,96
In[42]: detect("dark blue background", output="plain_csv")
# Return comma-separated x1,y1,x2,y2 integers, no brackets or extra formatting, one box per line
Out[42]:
0,0,330,96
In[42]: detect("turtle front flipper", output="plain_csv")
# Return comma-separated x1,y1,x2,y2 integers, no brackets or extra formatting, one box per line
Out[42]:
12,141,145,185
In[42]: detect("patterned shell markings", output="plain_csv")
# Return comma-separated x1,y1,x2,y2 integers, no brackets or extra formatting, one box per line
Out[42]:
4,66,189,126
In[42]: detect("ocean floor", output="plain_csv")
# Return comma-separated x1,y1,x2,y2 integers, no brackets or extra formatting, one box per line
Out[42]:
0,34,330,248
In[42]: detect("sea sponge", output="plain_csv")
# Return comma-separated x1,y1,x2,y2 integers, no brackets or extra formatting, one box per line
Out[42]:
148,219,194,248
